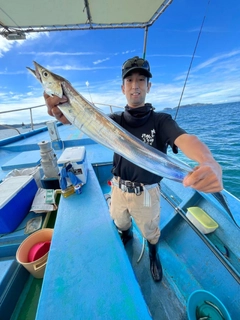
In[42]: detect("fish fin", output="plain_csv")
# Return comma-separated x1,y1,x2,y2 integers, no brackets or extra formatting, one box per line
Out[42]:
212,192,240,228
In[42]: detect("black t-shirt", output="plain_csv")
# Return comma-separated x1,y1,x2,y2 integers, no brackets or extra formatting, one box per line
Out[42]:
109,103,186,184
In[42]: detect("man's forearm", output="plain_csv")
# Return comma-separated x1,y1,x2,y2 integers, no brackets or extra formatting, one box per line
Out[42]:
175,133,215,165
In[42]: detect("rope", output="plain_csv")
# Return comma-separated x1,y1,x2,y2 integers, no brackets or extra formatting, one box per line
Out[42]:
137,237,146,263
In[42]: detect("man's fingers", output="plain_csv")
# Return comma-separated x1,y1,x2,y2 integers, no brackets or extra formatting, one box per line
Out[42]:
52,107,71,124
43,91,70,124
183,165,223,193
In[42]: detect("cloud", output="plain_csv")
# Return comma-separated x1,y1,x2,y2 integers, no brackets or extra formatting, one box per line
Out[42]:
0,63,116,75
1,39,240,125
0,70,26,75
122,50,135,55
0,67,239,125
44,64,116,72
0,94,49,124
93,57,110,65
19,51,94,56
25,32,49,40
149,53,198,58
192,50,240,72
0,37,13,57
188,26,225,33
0,32,48,58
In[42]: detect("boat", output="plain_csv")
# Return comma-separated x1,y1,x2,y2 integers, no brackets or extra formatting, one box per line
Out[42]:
0,1,239,319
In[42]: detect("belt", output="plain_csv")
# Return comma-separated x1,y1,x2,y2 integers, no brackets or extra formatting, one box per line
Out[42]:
114,178,144,195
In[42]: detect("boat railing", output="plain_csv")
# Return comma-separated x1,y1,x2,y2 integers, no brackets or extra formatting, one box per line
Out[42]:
0,104,46,132
94,102,124,114
0,102,124,135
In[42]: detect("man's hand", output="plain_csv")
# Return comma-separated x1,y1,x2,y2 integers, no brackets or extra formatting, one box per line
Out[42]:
175,134,223,193
44,92,71,124
183,162,223,193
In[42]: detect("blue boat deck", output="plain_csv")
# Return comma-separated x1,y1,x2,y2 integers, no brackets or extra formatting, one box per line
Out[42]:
0,123,239,319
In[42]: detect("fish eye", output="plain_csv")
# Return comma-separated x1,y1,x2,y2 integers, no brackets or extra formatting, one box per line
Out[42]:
42,71,48,78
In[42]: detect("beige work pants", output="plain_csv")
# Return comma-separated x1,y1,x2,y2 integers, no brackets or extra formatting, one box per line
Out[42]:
110,181,161,244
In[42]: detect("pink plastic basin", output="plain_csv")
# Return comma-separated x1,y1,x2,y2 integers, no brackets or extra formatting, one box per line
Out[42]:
28,241,51,262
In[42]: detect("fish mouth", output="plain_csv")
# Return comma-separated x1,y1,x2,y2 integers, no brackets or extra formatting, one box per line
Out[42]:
29,61,65,99
33,61,44,83
26,62,43,83
35,67,42,83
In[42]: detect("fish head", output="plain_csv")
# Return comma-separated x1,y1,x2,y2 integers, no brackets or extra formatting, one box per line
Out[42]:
27,61,66,98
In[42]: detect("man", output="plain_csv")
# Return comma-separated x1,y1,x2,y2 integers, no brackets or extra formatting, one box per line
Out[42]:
44,56,223,282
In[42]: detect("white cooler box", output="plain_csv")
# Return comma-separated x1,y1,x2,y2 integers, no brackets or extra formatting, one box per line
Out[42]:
57,146,88,184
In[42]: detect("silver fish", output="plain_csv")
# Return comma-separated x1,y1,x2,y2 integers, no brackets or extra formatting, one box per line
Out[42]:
27,61,192,182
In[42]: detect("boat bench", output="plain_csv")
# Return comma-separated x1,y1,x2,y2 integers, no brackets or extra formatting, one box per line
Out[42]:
36,164,151,320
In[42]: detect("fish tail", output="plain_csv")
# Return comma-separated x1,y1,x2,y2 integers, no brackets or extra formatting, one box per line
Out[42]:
212,192,240,228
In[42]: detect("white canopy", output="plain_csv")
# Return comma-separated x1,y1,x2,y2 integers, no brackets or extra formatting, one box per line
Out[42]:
0,0,172,39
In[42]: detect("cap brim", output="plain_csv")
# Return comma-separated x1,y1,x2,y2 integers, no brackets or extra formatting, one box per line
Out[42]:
122,67,152,79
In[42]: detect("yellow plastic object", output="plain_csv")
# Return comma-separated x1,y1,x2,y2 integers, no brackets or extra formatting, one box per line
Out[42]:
186,207,218,234
61,185,75,198
16,228,53,278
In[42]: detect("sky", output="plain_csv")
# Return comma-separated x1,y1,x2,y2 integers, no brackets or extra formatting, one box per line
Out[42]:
0,0,240,124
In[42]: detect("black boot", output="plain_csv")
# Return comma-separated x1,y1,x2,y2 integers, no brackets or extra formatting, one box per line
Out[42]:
119,227,133,246
147,241,163,282
113,221,133,246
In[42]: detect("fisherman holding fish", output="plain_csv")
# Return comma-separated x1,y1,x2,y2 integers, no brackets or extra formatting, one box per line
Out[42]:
42,56,223,282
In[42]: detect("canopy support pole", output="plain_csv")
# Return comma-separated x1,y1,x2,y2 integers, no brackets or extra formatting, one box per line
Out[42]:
142,26,149,59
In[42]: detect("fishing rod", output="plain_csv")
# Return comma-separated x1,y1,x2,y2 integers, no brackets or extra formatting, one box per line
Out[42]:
174,0,211,120
141,1,211,118
170,0,239,229
160,190,240,285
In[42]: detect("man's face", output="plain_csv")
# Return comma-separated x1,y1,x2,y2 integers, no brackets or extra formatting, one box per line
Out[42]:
121,72,151,108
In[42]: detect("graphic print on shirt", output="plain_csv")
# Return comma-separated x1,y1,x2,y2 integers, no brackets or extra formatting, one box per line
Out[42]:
141,129,156,146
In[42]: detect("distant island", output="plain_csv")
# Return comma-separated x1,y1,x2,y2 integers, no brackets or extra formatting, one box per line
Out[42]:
163,103,213,110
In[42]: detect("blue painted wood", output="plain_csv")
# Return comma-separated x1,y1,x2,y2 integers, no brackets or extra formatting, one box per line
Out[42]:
0,211,47,246
0,263,29,320
36,166,151,320
0,127,48,147
1,150,41,171
0,257,17,295
0,124,239,319
160,195,240,320
0,123,63,147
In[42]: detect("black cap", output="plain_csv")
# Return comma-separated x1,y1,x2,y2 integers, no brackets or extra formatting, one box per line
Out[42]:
122,56,152,79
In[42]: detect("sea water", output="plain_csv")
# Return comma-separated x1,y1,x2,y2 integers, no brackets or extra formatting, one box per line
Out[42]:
162,101,240,200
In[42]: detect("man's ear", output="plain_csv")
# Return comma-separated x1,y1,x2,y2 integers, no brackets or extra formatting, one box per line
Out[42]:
121,84,125,95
